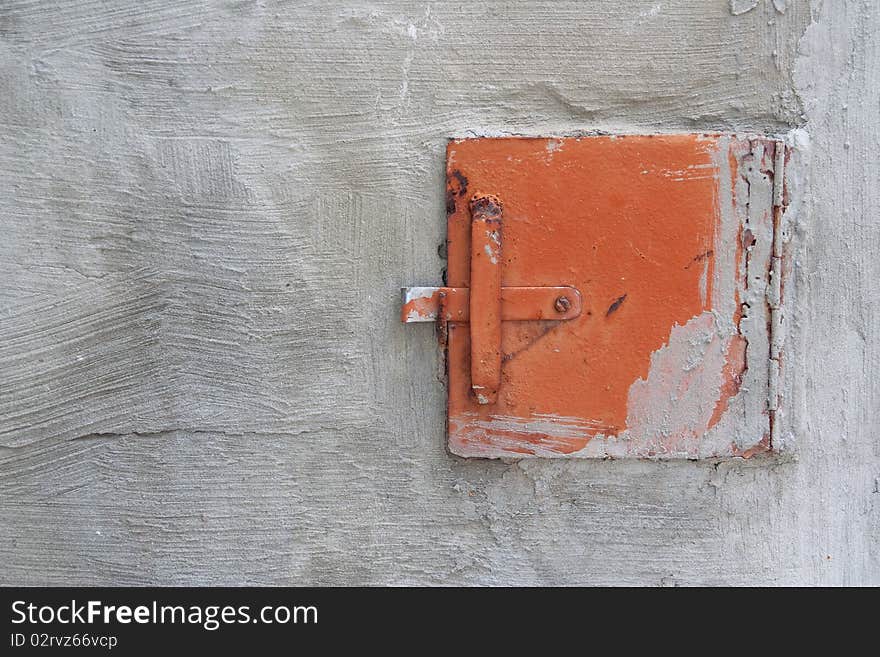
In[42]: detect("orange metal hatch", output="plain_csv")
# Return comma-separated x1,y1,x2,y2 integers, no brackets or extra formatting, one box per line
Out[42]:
402,134,786,459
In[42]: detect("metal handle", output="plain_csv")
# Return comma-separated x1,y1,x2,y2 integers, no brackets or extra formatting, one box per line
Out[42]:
469,195,503,405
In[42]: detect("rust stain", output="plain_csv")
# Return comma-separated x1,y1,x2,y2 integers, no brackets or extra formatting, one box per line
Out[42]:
707,334,748,430
729,435,771,459
605,293,627,317
684,250,714,269
446,168,469,216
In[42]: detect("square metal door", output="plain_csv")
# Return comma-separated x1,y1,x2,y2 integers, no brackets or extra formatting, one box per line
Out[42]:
404,134,785,459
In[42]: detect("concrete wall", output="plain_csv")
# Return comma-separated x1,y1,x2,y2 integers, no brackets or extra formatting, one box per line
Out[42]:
1,0,877,585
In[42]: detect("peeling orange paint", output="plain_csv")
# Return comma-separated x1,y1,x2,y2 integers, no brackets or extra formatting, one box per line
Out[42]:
428,134,779,458
729,435,772,459
708,334,748,430
401,289,444,323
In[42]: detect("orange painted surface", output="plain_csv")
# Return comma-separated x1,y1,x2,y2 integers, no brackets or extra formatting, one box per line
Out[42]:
445,135,735,456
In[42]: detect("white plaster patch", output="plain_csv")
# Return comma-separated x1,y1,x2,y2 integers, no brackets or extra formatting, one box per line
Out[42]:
729,0,759,16
622,312,728,456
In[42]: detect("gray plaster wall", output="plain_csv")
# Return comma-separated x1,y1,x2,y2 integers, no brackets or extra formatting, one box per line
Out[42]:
0,0,877,585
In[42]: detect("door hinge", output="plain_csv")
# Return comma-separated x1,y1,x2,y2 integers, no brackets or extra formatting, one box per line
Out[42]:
767,139,787,444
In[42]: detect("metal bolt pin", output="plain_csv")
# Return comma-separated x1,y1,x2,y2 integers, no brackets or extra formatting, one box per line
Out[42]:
554,295,571,313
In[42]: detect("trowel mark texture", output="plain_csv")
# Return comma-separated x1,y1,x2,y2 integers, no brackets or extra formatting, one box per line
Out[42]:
0,0,877,585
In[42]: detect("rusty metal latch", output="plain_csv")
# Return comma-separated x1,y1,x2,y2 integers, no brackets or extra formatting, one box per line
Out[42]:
401,194,583,405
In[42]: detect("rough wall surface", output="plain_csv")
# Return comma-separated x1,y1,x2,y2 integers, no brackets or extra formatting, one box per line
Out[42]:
0,0,876,585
